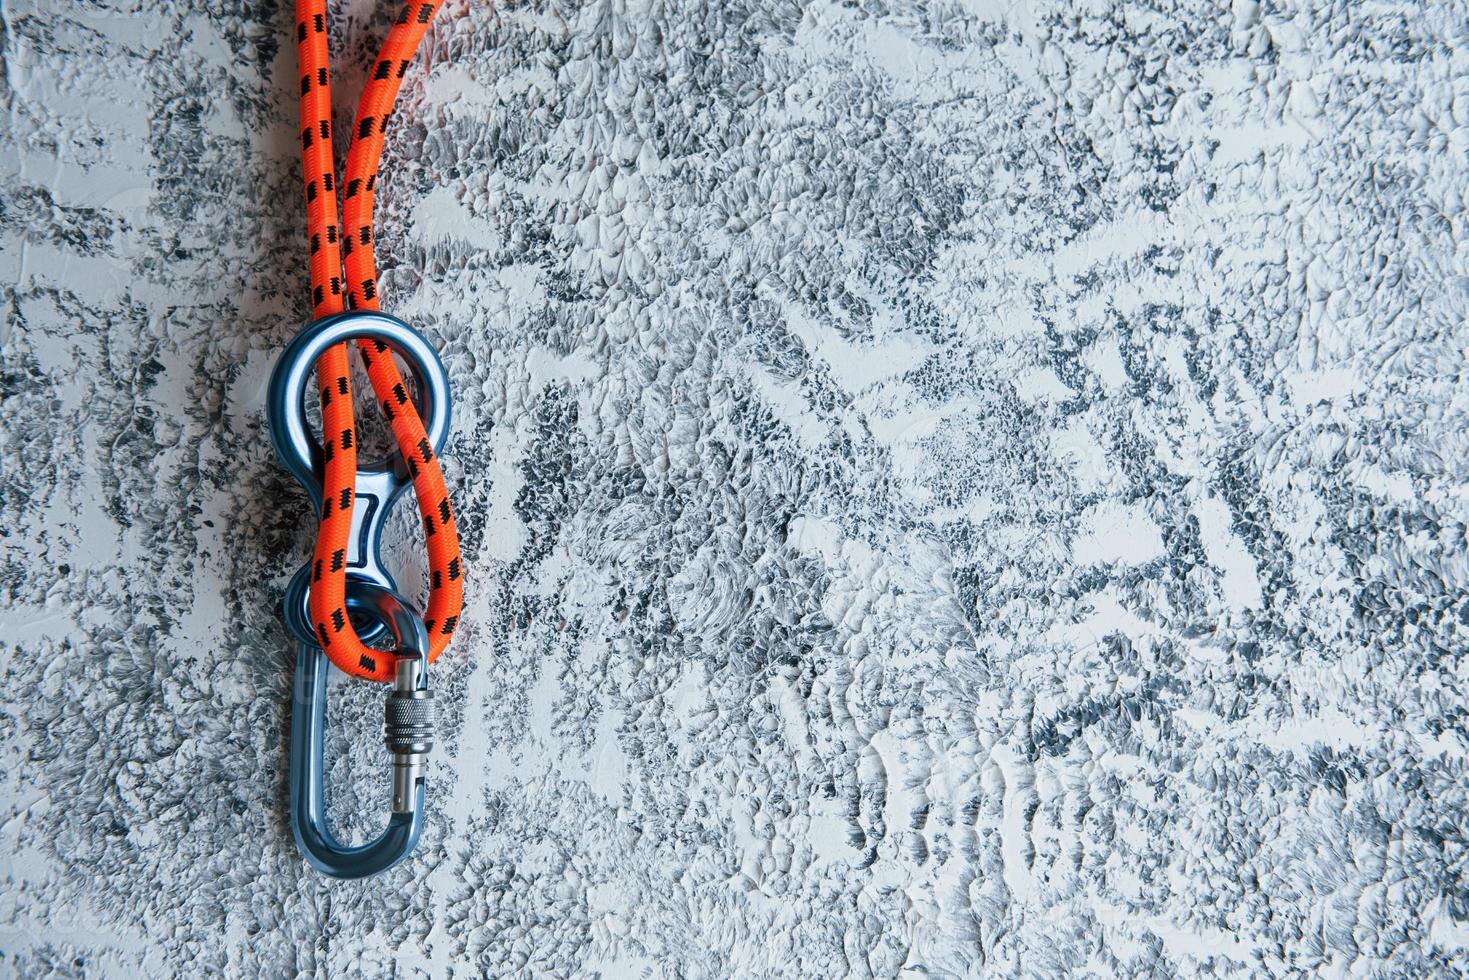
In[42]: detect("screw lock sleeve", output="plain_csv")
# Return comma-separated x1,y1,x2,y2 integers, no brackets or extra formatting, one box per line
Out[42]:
384,689,435,756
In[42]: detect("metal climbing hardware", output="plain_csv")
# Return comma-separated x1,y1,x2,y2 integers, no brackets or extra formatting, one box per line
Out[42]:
268,312,453,878
291,581,435,879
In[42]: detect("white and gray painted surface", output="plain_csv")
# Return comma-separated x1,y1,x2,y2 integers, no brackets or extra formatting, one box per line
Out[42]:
3,0,1468,975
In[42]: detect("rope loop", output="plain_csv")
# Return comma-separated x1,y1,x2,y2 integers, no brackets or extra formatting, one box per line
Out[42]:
293,0,463,681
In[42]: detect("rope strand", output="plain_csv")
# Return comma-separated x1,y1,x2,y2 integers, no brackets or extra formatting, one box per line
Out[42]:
294,0,462,681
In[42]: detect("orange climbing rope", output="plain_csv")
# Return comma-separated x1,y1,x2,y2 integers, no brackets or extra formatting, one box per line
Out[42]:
294,0,462,681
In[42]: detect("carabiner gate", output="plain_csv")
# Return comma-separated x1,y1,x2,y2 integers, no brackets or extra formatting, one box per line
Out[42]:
267,311,453,879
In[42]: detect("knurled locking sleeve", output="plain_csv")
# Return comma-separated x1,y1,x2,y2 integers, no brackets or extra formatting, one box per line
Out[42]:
384,689,435,756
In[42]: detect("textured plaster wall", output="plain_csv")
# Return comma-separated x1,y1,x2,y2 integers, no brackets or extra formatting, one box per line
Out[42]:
3,0,1469,975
